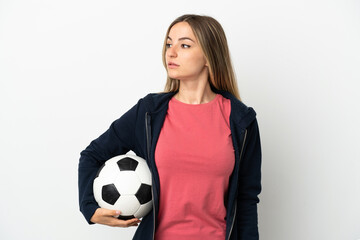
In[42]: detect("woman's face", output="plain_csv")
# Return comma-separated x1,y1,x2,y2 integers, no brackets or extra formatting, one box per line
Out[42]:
165,22,208,81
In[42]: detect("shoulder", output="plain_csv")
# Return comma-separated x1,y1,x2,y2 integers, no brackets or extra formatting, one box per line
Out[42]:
140,91,177,113
216,90,257,129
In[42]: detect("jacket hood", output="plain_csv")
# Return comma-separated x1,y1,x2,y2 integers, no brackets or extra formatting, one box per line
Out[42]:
142,87,257,129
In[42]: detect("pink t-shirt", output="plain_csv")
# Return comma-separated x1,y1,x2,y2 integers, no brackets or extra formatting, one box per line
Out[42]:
154,94,235,240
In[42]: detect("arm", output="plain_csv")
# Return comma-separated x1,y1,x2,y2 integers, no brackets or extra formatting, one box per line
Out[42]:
78,99,142,224
237,118,262,239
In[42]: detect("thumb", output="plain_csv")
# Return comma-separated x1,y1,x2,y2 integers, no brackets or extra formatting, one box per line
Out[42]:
111,209,122,217
102,208,121,217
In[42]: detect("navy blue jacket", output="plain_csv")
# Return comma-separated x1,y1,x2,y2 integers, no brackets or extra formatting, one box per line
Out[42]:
78,87,262,240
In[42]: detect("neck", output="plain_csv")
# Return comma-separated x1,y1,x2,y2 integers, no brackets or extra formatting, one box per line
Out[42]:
174,79,216,104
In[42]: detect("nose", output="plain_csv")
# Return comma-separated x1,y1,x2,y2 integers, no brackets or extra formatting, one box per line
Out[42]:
166,45,177,58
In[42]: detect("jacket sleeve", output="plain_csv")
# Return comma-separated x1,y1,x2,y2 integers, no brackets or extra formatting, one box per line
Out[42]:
236,118,262,239
78,99,142,224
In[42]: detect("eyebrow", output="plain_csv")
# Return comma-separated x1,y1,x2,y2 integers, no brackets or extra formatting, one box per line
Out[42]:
167,36,195,43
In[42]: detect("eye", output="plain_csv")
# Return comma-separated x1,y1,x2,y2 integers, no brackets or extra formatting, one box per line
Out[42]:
166,43,172,48
182,44,190,48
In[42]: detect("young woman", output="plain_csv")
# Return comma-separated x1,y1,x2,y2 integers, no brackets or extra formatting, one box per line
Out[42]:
78,14,262,240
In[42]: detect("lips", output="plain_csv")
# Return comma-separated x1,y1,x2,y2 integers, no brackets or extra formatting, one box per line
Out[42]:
168,61,179,67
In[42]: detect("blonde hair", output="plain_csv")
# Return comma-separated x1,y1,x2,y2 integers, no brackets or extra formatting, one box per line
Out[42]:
161,14,241,101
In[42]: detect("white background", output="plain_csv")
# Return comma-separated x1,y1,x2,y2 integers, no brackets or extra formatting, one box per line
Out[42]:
1,0,359,239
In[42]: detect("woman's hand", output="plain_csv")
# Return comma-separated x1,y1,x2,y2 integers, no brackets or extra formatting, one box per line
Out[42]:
90,208,141,227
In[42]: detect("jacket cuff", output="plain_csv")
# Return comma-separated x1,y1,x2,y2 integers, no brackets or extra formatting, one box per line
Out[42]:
81,202,100,224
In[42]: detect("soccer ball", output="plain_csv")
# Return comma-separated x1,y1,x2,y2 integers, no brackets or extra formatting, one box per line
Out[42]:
93,154,153,220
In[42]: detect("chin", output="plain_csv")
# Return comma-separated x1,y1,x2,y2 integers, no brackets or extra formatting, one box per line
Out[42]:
167,73,181,79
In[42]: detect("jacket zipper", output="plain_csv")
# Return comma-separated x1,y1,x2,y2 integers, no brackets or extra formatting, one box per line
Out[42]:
145,112,156,240
227,129,247,240
145,112,151,160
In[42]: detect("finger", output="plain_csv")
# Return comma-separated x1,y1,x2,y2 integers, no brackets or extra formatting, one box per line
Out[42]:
106,217,132,227
119,218,141,227
127,222,139,227
127,220,140,226
104,215,138,226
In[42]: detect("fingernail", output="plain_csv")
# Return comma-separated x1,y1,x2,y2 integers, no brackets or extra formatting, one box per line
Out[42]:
116,210,121,214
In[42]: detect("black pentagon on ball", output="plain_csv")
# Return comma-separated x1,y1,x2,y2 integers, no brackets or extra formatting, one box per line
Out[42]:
118,215,136,220
117,157,138,171
135,184,152,204
102,184,120,205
